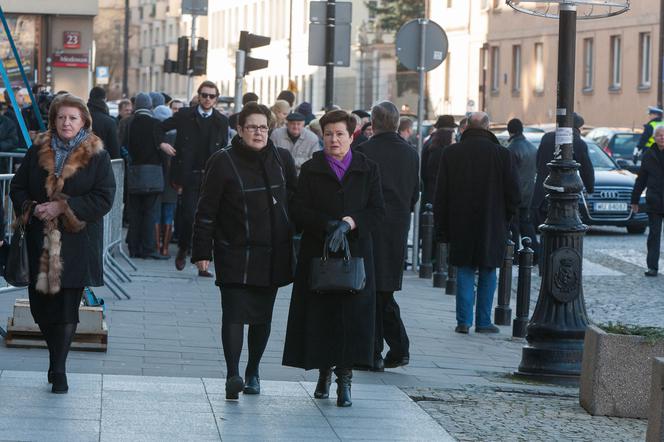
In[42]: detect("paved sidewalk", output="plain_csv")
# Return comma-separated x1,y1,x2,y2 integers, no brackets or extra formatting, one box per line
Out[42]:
0,370,453,441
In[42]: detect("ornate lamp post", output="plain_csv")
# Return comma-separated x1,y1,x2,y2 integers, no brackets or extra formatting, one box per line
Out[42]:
505,0,630,379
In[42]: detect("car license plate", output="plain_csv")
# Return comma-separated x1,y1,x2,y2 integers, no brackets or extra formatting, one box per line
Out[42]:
594,202,627,212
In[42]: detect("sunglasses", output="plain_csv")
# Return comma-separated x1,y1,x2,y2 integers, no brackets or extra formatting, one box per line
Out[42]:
200,93,218,99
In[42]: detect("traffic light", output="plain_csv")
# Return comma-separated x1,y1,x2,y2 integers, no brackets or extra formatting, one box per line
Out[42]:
164,59,177,74
239,31,270,75
177,36,190,75
190,38,208,76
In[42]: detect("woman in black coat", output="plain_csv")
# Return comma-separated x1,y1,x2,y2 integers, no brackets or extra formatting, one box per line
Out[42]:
10,94,116,394
282,110,385,407
191,102,297,400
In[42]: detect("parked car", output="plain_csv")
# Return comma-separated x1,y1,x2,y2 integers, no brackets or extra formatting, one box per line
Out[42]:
496,132,647,234
585,127,642,173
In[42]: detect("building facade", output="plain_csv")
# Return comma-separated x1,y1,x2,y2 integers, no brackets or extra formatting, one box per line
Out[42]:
1,0,98,98
430,1,660,128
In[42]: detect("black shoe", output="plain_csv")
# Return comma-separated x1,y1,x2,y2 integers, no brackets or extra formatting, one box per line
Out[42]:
47,370,54,384
475,324,500,334
51,373,68,394
335,369,352,407
314,368,332,399
455,324,469,334
383,355,409,369
243,375,260,395
175,248,187,271
369,357,385,372
645,269,658,277
225,375,244,400
198,269,214,278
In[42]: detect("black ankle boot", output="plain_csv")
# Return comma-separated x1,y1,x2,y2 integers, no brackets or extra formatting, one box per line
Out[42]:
243,374,260,395
48,370,54,384
225,375,244,400
314,368,332,399
335,368,352,407
51,373,68,394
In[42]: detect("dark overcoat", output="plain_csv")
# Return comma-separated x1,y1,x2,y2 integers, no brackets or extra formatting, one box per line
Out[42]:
434,128,520,269
10,133,116,288
356,132,418,291
88,99,121,159
282,151,385,370
631,146,664,213
190,137,298,287
160,107,229,187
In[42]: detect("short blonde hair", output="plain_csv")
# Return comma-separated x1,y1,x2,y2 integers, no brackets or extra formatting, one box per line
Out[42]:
271,99,290,115
48,94,92,131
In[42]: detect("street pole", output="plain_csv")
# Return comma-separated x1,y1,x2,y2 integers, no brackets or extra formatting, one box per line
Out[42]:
325,0,335,108
411,18,428,271
234,50,245,113
186,15,198,101
122,0,129,97
517,3,590,379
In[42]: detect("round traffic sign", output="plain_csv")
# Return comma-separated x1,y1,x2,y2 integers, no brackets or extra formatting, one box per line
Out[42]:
396,19,448,72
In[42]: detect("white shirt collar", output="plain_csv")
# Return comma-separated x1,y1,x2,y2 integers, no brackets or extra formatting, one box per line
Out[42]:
197,105,212,118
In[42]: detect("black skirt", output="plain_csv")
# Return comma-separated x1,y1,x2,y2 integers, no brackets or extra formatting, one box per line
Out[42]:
28,286,84,325
220,285,278,324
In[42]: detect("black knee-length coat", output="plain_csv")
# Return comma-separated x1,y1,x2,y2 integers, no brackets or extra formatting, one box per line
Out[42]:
282,151,385,370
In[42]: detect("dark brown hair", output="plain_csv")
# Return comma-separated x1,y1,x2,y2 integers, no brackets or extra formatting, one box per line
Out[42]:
197,80,219,96
319,110,356,135
238,102,272,127
48,94,93,131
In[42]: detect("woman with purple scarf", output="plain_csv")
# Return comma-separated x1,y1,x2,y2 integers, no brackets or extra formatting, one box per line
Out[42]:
282,110,385,407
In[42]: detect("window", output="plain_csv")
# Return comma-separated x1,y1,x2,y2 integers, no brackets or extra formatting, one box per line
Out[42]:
534,42,544,93
610,35,622,90
512,45,521,93
491,46,500,93
583,38,594,91
639,32,652,88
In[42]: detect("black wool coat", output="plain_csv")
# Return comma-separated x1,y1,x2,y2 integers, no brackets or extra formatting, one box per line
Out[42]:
10,133,116,288
631,146,664,214
282,151,385,370
160,107,229,187
434,128,520,269
356,131,419,291
88,99,121,160
421,129,454,207
191,137,298,288
124,111,162,166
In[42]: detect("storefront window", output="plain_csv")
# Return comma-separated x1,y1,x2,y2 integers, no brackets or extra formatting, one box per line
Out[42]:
0,15,40,86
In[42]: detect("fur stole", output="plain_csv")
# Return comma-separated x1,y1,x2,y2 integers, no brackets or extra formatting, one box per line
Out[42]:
33,132,104,294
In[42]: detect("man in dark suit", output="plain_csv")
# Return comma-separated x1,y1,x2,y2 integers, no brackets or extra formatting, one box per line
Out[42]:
159,81,229,276
434,112,520,335
356,101,419,370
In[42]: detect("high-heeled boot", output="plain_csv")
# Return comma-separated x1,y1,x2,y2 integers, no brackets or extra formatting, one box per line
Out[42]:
334,368,352,407
314,368,332,399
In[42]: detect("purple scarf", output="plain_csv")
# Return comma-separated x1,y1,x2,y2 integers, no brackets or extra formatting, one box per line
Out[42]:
325,149,353,181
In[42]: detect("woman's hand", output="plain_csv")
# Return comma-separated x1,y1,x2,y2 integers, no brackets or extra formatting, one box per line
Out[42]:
33,201,65,222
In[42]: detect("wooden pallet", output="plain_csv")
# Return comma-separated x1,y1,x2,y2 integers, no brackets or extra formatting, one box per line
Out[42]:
4,318,108,352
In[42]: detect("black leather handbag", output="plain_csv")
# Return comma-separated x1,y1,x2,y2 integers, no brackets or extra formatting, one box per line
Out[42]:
5,210,30,287
126,164,164,194
310,236,366,294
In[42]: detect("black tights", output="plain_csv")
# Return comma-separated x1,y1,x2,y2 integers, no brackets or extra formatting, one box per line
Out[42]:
38,323,77,374
221,322,271,379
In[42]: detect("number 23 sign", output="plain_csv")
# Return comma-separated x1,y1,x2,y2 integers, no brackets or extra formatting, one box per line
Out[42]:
63,31,81,49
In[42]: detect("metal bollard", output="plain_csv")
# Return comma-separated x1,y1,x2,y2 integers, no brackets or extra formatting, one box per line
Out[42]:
512,237,534,338
495,236,515,326
432,242,448,288
445,264,457,295
419,203,434,278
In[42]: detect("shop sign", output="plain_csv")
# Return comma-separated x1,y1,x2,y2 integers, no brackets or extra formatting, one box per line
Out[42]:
52,53,89,68
64,31,81,49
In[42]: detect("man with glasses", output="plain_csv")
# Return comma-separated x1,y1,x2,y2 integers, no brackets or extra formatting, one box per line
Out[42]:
159,81,229,276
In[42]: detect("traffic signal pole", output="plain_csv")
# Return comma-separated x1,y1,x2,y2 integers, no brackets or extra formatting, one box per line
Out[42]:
186,15,198,101
325,0,335,108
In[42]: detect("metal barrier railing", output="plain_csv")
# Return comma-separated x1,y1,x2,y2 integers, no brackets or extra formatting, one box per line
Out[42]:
0,152,26,175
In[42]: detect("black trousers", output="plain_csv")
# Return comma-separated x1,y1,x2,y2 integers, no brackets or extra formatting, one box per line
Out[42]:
177,171,204,252
647,212,664,271
126,193,159,256
510,207,540,259
375,291,410,359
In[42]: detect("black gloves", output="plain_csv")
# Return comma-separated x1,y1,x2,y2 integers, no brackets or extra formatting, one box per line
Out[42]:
327,220,351,253
326,220,340,234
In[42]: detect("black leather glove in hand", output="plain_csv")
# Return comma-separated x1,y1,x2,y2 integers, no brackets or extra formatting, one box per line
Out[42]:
326,220,340,234
327,221,351,253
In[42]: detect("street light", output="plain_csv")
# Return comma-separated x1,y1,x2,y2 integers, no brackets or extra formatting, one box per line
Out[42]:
505,0,630,379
